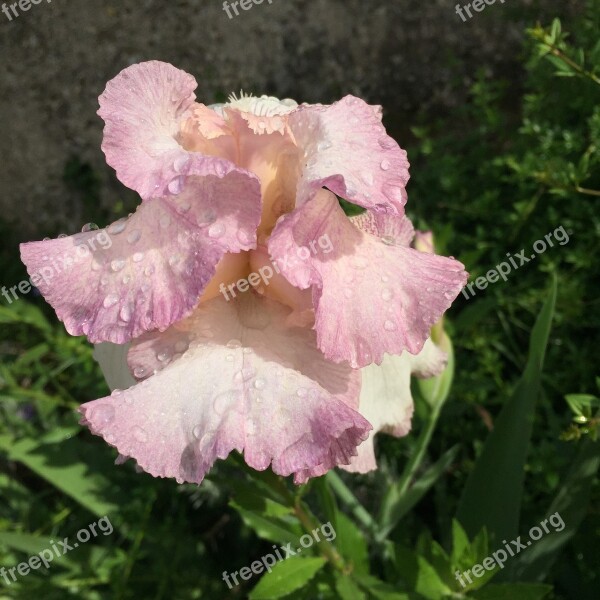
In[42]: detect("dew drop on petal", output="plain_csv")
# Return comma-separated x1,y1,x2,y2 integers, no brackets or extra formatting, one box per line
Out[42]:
168,176,184,195
383,183,405,203
380,159,391,171
226,339,242,349
91,404,115,426
317,140,332,151
81,222,99,233
111,259,126,272
103,294,119,308
132,252,145,263
296,388,308,398
383,319,397,331
119,303,132,322
254,378,265,390
225,354,234,362
133,366,147,379
379,137,396,150
108,219,127,235
144,265,155,276
157,350,171,362
127,229,141,244
208,223,226,239
173,155,190,173
122,275,131,285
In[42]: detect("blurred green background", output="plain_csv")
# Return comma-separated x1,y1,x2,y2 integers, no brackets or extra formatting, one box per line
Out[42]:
0,1,598,598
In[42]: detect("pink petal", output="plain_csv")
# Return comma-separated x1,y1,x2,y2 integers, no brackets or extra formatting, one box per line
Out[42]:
268,190,468,368
288,95,410,213
20,171,261,344
80,295,370,484
98,61,236,199
344,338,448,474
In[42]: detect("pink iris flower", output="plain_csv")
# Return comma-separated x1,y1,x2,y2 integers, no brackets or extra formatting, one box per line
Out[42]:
20,61,467,484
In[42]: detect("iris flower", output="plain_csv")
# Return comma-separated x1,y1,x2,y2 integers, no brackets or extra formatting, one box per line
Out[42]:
20,61,467,484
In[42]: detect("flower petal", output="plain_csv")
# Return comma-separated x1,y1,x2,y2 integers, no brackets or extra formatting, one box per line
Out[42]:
268,190,468,367
288,95,410,213
80,295,370,484
20,171,261,344
98,60,236,199
343,338,447,473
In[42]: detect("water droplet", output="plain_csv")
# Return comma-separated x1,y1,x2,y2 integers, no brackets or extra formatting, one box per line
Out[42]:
215,163,227,177
226,354,234,362
111,389,122,397
380,159,391,171
379,137,396,150
361,171,374,185
237,230,253,245
91,404,115,426
173,155,189,173
144,265,155,276
133,426,148,442
157,350,171,362
127,229,141,244
384,320,397,331
254,378,265,390
296,388,308,398
91,262,102,271
108,219,127,235
133,366,147,379
208,223,226,239
103,294,119,308
168,176,184,195
317,140,332,151
242,347,252,354
160,215,171,229
382,289,393,301
105,433,116,443
213,392,233,415
111,259,126,272
383,183,405,203
132,252,145,263
352,256,368,269
119,303,132,322
226,339,242,349
82,222,99,232
382,235,395,245
122,275,131,285
168,255,181,267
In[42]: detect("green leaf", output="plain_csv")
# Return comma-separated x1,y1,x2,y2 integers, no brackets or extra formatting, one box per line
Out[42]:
456,275,557,543
513,430,600,581
333,512,369,575
335,574,366,600
470,582,552,600
394,546,452,599
354,574,411,599
229,502,303,545
248,556,326,599
379,445,458,537
0,435,124,519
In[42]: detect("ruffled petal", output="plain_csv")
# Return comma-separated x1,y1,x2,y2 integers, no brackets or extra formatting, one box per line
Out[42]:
20,171,261,344
268,190,468,367
98,60,237,199
288,95,410,214
343,338,447,473
80,294,370,484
